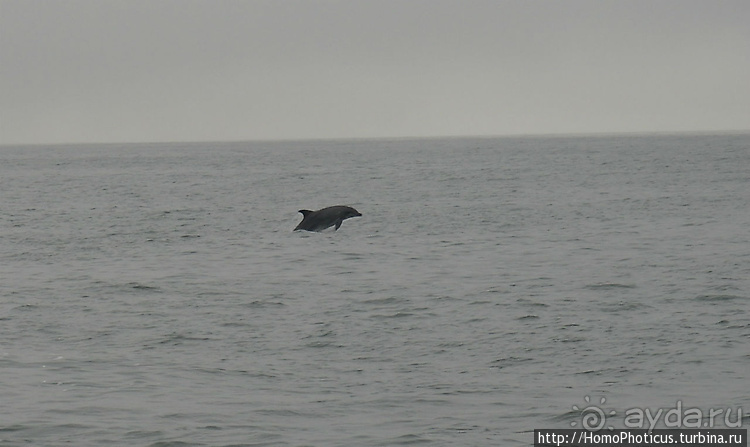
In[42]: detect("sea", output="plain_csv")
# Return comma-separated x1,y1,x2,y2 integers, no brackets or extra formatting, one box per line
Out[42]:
1,133,748,446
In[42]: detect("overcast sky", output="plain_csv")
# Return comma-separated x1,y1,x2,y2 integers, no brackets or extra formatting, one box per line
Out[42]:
1,0,749,145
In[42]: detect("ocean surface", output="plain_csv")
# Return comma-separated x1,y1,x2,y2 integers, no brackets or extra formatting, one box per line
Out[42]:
1,133,748,446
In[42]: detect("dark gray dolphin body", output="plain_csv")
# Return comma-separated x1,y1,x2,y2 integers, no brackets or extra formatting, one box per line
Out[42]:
294,205,362,232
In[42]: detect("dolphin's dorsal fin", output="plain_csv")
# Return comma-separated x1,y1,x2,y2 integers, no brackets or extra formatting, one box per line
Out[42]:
299,210,313,217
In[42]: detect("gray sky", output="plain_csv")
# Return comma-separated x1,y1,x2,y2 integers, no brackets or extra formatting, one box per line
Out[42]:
1,0,749,145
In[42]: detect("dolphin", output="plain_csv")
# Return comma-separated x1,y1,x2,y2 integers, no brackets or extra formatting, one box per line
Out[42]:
294,205,362,232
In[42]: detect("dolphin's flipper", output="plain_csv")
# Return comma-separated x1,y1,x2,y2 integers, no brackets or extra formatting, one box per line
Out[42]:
334,219,343,231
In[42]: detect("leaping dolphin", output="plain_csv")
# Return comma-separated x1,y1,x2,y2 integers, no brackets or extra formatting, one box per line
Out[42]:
294,205,362,232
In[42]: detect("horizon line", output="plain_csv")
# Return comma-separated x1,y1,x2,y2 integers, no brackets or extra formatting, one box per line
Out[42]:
2,128,749,148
